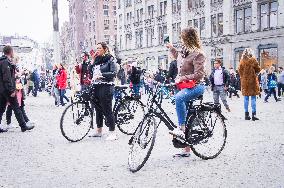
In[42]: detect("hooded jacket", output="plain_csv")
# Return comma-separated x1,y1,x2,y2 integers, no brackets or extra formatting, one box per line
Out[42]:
0,55,16,95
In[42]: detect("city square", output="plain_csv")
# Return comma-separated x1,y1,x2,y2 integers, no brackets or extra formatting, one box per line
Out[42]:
1,0,284,187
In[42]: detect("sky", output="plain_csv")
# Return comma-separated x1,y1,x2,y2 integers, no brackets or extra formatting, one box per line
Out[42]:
0,0,69,43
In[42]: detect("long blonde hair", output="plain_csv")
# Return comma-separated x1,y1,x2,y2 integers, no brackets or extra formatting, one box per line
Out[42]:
268,66,275,74
241,48,254,60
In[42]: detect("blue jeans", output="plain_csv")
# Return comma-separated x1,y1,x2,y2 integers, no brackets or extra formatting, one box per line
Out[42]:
133,84,140,96
244,96,256,113
175,84,205,126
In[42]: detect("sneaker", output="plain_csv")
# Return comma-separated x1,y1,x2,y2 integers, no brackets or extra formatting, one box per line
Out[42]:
0,125,8,133
173,151,191,158
26,121,35,127
89,132,102,137
105,132,118,141
169,128,185,138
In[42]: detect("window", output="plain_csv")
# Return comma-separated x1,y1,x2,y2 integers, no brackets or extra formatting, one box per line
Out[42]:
211,15,217,37
146,28,154,47
148,5,154,19
259,46,278,69
172,0,181,13
104,19,110,30
211,13,223,37
200,17,205,37
160,1,167,16
218,13,223,36
188,20,193,27
126,0,132,7
194,19,199,29
188,0,193,9
135,30,143,48
259,1,278,30
93,21,96,32
158,25,167,44
244,7,252,32
89,22,92,32
136,8,143,22
172,22,181,43
104,35,110,44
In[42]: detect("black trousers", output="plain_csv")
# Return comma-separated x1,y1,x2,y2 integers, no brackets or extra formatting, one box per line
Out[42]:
6,103,29,125
0,93,27,127
92,84,115,131
278,83,284,97
265,88,278,101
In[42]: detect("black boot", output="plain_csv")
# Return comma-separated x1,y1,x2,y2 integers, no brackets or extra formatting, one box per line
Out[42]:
245,112,251,120
252,112,259,121
21,124,35,132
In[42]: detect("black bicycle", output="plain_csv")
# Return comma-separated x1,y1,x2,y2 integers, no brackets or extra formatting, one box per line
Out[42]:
60,84,145,142
128,84,227,172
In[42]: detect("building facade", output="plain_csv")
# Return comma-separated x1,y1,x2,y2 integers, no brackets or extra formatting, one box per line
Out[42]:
117,0,284,72
66,0,117,59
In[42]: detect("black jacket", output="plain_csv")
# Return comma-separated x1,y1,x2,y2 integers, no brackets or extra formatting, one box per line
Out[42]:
0,55,16,95
167,60,178,81
129,67,141,84
89,54,117,83
209,67,230,88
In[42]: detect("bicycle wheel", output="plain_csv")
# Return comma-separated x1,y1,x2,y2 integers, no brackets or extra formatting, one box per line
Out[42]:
60,101,93,142
186,110,227,159
128,114,157,173
114,97,145,135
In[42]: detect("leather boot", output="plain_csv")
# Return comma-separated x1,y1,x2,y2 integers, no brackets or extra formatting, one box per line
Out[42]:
21,124,35,132
245,112,251,120
252,112,259,121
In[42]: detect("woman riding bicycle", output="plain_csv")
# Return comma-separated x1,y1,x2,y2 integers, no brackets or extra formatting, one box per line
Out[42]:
166,27,206,157
88,42,118,141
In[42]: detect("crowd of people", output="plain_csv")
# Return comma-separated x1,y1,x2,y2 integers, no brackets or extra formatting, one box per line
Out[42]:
1,27,284,157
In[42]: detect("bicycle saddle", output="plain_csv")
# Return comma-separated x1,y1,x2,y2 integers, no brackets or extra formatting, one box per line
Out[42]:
115,85,128,90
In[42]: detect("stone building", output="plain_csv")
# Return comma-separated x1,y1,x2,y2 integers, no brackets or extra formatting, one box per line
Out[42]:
117,0,284,72
60,22,73,65
66,0,117,59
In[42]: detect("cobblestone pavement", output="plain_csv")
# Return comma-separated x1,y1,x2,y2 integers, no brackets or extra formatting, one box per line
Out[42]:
0,92,284,188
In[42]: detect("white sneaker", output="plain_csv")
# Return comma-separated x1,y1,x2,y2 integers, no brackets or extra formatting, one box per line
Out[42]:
89,132,102,137
169,128,185,138
105,132,118,141
26,121,35,126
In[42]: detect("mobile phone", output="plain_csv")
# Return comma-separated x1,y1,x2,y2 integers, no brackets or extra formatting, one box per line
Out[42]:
163,34,170,44
90,49,95,56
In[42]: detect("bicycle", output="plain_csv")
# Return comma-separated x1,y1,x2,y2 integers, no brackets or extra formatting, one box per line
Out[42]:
146,83,176,107
60,84,145,142
128,84,227,172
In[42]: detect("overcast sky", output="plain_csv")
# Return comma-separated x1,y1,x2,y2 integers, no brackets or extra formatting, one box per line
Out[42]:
0,0,69,43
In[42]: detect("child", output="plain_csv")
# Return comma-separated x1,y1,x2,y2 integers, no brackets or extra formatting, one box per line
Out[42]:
6,76,32,128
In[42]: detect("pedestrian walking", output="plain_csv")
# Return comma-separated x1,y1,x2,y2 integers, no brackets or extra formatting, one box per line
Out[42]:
166,27,206,157
31,69,40,97
277,67,284,97
259,69,268,98
56,64,69,106
209,59,231,112
51,65,60,106
0,45,34,132
5,75,32,129
264,66,280,103
129,62,142,97
228,69,240,98
88,42,118,141
167,55,178,83
238,48,261,120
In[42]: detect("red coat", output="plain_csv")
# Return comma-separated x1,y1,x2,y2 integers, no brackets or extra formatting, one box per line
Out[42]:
56,69,67,89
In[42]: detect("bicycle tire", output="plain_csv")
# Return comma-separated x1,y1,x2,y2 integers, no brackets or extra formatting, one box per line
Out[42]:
60,101,93,142
128,114,157,173
187,110,227,160
114,97,145,135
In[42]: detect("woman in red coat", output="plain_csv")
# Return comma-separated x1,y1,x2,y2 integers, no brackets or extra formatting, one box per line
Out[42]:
56,64,69,106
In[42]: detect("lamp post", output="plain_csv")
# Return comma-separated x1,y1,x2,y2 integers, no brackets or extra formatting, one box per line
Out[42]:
52,0,61,66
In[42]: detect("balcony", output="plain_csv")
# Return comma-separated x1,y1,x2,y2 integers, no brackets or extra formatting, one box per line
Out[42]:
144,18,155,27
156,15,166,24
233,0,252,7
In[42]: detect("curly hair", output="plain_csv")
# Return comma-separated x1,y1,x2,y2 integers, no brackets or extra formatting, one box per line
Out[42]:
181,27,202,50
